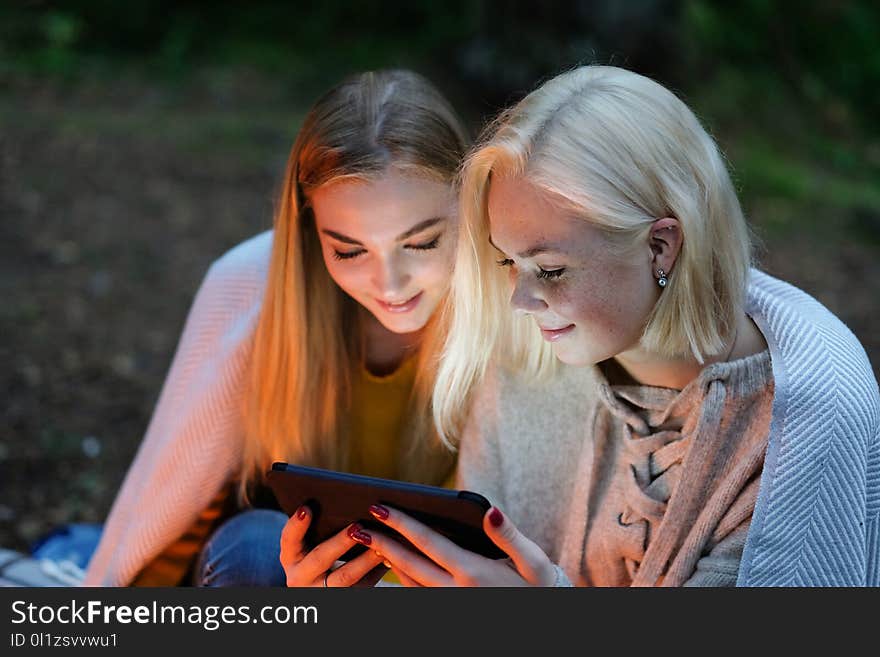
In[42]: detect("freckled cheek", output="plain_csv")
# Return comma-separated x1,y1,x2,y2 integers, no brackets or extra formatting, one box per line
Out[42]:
551,284,625,333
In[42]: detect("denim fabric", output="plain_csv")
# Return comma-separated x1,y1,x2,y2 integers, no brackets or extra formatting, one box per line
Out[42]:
193,509,288,587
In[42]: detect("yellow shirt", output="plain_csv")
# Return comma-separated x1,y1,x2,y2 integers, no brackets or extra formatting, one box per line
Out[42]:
349,355,454,586
347,354,418,479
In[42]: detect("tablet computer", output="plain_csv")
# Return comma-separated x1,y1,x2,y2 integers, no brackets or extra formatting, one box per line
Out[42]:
266,462,506,560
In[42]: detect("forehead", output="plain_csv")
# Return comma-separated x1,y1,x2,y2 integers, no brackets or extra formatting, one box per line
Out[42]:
486,175,601,255
311,169,452,239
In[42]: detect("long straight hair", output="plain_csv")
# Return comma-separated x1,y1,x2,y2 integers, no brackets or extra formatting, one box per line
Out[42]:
240,70,469,502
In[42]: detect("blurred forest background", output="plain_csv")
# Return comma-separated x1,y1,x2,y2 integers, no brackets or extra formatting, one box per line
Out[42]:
1,0,879,553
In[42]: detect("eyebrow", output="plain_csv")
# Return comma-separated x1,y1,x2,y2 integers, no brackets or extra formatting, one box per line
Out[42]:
322,217,445,246
488,236,563,259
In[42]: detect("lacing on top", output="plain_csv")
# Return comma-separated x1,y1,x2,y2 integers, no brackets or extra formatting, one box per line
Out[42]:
587,351,771,585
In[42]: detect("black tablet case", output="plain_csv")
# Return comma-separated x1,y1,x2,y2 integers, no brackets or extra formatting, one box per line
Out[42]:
266,462,506,560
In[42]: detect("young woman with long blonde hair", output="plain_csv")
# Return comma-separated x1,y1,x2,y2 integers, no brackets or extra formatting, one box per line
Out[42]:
356,65,880,587
82,69,469,587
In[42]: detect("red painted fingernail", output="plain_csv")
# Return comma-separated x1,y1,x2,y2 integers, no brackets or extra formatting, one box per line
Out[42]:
350,529,372,546
347,522,363,538
488,507,504,528
369,504,389,520
296,506,308,520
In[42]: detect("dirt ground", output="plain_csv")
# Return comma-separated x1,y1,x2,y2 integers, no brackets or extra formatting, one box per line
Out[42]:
1,77,878,554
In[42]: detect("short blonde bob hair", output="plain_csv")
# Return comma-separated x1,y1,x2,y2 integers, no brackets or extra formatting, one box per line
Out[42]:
434,65,753,443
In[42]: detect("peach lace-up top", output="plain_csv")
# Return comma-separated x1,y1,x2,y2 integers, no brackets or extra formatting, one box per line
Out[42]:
580,350,774,586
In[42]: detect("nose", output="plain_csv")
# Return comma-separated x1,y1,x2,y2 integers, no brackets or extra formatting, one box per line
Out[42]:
509,273,548,315
372,254,411,300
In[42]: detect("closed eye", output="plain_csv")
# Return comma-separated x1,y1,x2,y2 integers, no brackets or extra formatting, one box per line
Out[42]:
537,267,565,280
332,249,365,260
497,258,564,280
407,234,441,251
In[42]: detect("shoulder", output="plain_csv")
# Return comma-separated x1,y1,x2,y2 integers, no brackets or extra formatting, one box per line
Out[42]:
461,359,599,437
205,229,274,290
491,360,601,440
181,230,274,342
748,269,869,358
748,268,880,437
193,229,274,315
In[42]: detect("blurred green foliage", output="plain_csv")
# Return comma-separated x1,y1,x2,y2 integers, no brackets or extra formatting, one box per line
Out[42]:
1,0,878,240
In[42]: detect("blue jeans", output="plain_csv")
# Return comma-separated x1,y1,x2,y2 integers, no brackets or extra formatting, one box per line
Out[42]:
193,509,288,587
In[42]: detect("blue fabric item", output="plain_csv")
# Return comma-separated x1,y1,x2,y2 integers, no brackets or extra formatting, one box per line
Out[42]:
192,509,287,587
31,523,103,570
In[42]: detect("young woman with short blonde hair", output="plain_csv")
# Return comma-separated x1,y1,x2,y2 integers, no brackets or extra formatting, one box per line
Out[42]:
359,66,879,587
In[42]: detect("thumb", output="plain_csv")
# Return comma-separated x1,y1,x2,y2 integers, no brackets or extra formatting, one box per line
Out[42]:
482,507,555,586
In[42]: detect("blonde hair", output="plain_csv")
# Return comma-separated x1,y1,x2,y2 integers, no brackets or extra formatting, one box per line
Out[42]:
241,70,468,502
435,65,753,443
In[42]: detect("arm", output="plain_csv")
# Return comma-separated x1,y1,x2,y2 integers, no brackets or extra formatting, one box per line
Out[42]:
82,246,266,586
130,482,236,586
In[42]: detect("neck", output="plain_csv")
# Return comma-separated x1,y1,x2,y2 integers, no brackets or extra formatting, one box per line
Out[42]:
610,312,765,389
360,307,423,376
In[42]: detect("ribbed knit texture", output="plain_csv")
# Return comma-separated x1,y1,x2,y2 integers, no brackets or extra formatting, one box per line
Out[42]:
738,271,880,586
456,269,880,587
83,231,273,586
580,350,773,586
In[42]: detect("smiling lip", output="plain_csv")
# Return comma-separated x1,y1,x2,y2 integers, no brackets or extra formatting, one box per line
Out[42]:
539,324,575,342
376,291,423,314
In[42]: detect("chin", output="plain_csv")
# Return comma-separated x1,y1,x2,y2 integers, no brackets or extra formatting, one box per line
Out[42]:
377,313,430,335
552,343,600,368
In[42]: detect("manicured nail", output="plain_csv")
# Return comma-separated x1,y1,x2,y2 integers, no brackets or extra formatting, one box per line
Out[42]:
383,560,391,568
369,504,389,520
349,527,372,546
296,505,308,520
488,507,504,528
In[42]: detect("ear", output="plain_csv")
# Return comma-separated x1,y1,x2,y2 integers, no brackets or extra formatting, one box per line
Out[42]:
649,217,683,280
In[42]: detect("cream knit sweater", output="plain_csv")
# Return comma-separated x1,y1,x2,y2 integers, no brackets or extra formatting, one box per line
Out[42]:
457,349,774,587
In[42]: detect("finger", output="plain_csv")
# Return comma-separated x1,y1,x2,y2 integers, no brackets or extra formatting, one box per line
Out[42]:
358,563,391,588
298,522,364,582
325,550,384,588
279,505,312,569
482,507,554,586
367,504,469,574
355,526,452,587
388,563,422,587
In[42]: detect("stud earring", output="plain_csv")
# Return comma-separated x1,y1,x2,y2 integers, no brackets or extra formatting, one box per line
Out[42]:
657,268,668,288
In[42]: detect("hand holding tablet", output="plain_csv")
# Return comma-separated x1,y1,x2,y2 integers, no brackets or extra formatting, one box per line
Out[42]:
266,462,506,562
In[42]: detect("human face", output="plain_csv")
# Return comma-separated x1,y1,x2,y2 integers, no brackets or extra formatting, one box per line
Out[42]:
487,175,659,366
311,169,457,335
